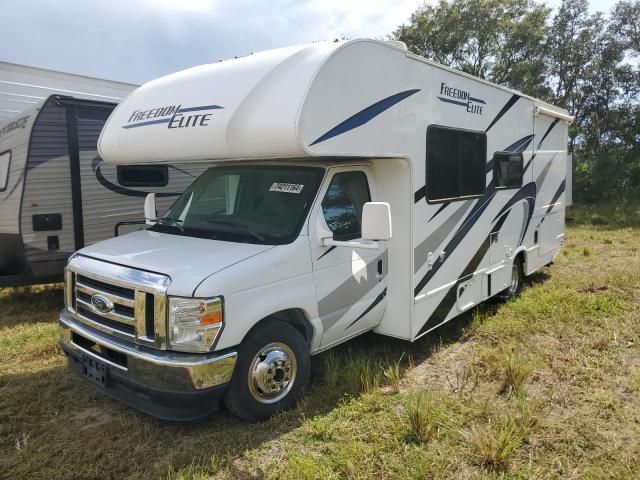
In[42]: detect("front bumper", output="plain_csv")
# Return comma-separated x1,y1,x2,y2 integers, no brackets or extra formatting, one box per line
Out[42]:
59,309,237,421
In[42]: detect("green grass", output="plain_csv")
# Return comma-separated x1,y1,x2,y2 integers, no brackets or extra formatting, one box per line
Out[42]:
1,221,640,479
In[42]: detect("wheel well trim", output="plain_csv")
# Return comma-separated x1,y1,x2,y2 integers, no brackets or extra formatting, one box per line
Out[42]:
243,308,317,350
513,247,528,273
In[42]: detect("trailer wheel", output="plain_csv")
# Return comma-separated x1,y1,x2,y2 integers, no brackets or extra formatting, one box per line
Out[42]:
224,320,310,421
500,257,524,300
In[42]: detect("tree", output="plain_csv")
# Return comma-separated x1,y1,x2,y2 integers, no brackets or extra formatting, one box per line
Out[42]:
391,0,551,97
611,0,640,55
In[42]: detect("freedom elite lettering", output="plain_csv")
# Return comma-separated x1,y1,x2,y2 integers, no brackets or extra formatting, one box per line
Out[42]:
438,82,485,115
123,104,222,129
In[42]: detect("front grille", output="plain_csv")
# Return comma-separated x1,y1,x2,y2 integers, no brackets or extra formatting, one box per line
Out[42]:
76,305,136,335
70,272,155,341
65,256,169,349
77,274,134,300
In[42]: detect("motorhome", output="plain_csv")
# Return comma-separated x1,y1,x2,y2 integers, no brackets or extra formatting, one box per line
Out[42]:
59,39,571,421
0,94,204,286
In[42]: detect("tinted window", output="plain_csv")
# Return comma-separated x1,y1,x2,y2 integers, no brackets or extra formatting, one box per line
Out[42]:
0,150,10,191
426,126,486,201
322,171,371,241
118,165,168,187
494,152,523,189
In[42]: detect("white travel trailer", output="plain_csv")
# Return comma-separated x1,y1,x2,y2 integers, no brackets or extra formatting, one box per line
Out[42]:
59,39,571,421
0,94,204,286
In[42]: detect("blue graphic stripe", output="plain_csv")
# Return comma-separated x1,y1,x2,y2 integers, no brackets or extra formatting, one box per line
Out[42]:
438,96,467,107
504,134,535,153
469,96,486,104
310,89,421,146
122,118,171,129
177,104,223,113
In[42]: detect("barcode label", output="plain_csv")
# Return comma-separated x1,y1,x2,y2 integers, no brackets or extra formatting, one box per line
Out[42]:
269,183,304,194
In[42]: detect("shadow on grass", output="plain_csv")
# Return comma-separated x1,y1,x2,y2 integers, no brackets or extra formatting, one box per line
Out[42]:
0,284,64,328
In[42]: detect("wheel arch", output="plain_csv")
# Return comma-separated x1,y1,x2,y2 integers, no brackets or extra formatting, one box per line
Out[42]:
513,247,528,275
243,308,316,350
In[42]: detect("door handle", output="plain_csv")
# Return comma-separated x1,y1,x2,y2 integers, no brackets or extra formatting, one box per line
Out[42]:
377,259,383,277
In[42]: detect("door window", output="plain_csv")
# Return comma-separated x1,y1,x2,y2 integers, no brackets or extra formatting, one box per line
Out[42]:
321,171,371,241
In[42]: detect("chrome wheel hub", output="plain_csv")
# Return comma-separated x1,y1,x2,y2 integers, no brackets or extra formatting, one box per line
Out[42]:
248,342,297,404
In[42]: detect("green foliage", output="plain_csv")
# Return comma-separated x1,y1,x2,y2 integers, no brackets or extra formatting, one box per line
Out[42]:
392,0,551,97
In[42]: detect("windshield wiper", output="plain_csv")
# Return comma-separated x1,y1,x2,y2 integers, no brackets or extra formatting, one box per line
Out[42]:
157,217,184,233
205,219,266,242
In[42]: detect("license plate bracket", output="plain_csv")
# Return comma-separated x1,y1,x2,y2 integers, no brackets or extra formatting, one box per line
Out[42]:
82,354,108,388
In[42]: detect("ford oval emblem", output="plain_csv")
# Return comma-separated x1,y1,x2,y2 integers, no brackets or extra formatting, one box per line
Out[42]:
91,294,114,314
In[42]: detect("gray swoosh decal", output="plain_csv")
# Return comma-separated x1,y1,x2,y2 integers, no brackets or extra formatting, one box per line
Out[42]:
535,154,556,189
318,250,387,331
414,201,472,274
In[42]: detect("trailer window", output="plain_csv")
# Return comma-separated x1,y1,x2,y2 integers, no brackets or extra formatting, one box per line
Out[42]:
0,150,10,191
426,126,486,202
493,152,523,189
322,171,371,241
117,165,168,187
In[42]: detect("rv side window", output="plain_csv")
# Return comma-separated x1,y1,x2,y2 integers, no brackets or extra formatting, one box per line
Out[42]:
0,150,10,191
426,126,486,202
117,165,169,187
493,152,523,189
322,171,371,241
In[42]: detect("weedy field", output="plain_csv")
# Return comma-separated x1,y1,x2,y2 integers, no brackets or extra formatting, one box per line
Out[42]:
1,210,639,480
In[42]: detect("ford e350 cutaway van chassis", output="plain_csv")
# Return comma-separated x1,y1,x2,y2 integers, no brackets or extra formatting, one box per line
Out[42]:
58,39,571,421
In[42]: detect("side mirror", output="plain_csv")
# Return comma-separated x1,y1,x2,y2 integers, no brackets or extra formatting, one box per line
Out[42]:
362,202,392,241
144,192,157,225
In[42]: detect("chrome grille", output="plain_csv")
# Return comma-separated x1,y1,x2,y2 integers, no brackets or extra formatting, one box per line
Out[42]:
65,255,169,349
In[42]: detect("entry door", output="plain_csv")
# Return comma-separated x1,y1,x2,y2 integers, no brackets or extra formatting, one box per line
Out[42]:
310,167,388,348
66,104,114,250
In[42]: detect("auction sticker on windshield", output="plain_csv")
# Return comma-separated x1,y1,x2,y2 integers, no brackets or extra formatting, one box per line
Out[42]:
269,183,304,194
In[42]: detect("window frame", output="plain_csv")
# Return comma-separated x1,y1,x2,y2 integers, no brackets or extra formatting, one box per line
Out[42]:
493,151,524,190
425,124,487,204
0,150,11,192
321,170,372,241
117,164,169,188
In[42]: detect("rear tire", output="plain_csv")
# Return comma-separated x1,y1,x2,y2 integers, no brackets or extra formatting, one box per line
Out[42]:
500,257,524,300
224,320,310,421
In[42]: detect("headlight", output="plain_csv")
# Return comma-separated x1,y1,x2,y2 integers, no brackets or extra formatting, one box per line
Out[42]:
168,296,224,352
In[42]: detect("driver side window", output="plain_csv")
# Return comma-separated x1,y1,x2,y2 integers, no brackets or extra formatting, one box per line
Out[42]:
321,171,371,241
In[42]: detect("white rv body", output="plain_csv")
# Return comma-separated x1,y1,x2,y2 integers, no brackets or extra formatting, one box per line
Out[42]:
0,95,206,286
59,39,570,420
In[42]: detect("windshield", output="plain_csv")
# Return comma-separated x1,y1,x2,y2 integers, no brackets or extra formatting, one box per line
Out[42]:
151,165,324,244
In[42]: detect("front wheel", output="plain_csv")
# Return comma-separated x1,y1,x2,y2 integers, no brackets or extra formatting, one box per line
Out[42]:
224,320,310,421
500,257,524,300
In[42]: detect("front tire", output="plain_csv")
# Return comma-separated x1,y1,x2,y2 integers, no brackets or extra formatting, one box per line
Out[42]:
224,320,310,421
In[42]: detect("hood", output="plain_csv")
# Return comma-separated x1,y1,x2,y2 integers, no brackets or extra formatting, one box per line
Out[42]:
78,229,274,296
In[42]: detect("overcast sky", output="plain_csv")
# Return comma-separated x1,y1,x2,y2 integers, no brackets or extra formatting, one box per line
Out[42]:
0,0,617,86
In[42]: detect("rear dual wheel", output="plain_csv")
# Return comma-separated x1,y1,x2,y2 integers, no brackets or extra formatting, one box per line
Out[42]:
500,257,524,300
224,320,310,421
